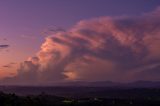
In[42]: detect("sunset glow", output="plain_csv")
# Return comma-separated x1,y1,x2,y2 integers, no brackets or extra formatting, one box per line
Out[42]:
0,0,160,85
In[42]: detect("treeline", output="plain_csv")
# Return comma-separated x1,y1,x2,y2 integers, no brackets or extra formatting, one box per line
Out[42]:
0,91,160,106
0,92,65,106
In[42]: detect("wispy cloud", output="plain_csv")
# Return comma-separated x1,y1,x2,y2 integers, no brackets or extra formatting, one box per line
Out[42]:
0,45,10,49
2,62,17,68
0,45,9,48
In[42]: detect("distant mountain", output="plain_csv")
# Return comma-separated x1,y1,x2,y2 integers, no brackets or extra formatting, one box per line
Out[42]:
0,81,160,96
124,80,160,88
58,80,160,88
55,81,121,87
1,80,160,88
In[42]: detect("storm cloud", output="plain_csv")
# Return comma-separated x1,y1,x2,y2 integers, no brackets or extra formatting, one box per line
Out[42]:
3,7,160,85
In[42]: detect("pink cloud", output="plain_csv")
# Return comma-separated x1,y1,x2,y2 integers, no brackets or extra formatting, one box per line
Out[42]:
2,6,160,85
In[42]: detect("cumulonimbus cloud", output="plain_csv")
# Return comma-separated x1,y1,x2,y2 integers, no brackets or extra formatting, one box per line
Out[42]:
3,7,160,85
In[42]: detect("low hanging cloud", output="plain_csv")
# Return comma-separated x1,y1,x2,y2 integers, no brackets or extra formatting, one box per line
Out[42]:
3,7,160,85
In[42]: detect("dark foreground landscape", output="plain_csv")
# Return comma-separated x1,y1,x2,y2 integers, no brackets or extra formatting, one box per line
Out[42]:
0,85,160,106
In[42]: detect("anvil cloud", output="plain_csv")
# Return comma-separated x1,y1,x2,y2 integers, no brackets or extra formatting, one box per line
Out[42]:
3,7,160,85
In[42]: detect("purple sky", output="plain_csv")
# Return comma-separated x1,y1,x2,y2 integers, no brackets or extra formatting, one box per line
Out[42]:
0,0,160,83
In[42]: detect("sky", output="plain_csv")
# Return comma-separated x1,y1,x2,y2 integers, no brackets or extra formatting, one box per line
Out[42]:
0,0,160,85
